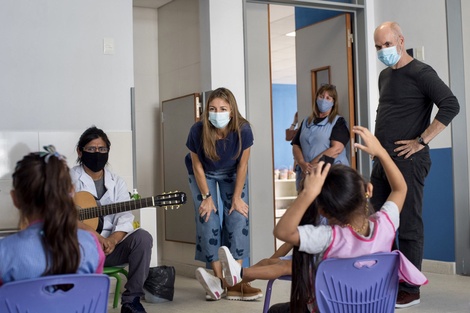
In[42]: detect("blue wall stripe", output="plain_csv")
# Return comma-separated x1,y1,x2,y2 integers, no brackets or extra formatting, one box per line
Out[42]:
272,84,297,170
295,0,351,30
423,147,455,262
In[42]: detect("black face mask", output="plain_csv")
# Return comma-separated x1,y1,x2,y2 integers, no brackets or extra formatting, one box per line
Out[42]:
81,151,109,173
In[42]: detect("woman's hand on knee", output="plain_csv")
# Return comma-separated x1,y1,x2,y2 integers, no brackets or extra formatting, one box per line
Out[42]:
199,198,217,222
229,197,248,218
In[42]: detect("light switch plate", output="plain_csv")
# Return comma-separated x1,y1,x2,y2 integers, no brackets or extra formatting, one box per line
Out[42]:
415,46,425,61
103,37,115,55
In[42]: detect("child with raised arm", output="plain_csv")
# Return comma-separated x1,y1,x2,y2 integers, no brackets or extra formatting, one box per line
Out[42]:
270,126,427,313
0,146,104,286
217,198,320,291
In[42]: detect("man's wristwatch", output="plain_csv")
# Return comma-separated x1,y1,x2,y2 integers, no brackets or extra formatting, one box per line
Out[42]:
202,192,211,200
417,136,427,146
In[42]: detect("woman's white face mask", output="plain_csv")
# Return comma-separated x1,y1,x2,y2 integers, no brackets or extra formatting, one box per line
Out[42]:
209,111,231,129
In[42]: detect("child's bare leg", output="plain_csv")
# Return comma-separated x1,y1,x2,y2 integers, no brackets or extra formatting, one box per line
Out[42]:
250,257,282,268
241,259,292,283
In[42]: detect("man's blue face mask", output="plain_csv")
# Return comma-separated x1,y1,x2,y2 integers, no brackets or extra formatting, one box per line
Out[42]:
377,46,401,67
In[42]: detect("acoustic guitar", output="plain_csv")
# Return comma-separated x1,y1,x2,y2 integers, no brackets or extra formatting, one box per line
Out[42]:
74,191,186,230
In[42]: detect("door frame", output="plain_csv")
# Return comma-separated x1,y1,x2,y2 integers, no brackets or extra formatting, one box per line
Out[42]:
247,0,368,173
243,0,369,263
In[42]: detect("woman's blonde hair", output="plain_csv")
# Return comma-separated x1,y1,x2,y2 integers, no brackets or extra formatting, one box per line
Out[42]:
310,84,339,124
201,87,249,161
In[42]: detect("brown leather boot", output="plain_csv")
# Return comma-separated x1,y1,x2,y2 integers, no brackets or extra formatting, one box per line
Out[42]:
226,282,263,301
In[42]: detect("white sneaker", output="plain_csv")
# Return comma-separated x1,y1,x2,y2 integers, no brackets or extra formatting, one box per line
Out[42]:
195,267,224,301
218,246,242,287
205,290,226,301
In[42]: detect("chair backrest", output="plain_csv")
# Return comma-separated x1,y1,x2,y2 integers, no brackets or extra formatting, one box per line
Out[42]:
0,274,110,313
315,252,399,313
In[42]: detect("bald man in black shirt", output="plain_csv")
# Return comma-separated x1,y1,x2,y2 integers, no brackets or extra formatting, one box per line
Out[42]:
371,21,459,309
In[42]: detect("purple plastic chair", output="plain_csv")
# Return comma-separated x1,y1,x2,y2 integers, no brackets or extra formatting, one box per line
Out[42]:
315,252,399,313
0,274,110,313
262,275,292,313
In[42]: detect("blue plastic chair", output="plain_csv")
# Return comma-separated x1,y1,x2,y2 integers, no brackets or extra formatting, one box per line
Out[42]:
315,252,399,313
262,275,292,313
0,274,110,313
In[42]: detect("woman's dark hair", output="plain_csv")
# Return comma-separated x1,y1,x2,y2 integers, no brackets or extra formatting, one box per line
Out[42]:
316,164,368,225
12,152,80,275
290,164,368,312
290,201,319,313
76,126,111,164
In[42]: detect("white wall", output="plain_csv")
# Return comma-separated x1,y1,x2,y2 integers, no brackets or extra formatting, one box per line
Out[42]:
157,0,202,275
133,7,161,198
463,1,470,146
158,0,201,101
0,0,136,230
133,6,161,267
0,130,133,229
201,0,246,114
0,0,134,131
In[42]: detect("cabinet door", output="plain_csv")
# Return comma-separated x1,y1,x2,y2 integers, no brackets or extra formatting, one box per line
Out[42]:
162,94,199,243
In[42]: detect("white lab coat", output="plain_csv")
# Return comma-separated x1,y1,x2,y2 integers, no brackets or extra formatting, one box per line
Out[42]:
70,165,135,239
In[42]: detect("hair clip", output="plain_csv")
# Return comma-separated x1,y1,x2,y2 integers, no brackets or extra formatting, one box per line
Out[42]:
39,145,66,163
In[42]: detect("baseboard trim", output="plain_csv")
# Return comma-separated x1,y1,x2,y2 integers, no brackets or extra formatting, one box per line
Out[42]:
422,259,455,275
161,260,201,279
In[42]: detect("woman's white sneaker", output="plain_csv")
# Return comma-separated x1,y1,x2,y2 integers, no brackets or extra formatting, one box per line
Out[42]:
195,267,224,301
218,246,242,287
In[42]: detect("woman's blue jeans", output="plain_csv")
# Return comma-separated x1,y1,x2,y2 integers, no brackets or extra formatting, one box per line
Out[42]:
188,168,250,264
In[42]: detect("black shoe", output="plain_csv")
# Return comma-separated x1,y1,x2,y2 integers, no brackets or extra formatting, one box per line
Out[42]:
121,297,147,313
395,290,420,308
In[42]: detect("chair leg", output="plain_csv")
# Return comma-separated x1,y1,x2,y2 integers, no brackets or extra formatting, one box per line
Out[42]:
263,279,275,313
109,273,122,309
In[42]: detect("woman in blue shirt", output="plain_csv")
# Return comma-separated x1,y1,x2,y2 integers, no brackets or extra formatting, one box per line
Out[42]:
186,87,261,301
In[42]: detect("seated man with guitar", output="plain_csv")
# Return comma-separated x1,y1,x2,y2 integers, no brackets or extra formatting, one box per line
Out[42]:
71,126,152,313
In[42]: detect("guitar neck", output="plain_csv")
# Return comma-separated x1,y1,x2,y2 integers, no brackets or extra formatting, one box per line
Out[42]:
78,197,156,221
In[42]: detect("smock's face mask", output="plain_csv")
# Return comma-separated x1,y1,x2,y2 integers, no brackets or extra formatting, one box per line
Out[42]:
316,98,334,113
209,111,231,129
377,46,401,67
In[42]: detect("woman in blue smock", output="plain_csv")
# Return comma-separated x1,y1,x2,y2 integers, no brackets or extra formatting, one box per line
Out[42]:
186,87,262,301
292,84,350,190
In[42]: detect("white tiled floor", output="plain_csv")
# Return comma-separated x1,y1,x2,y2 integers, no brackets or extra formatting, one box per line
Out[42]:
107,272,470,313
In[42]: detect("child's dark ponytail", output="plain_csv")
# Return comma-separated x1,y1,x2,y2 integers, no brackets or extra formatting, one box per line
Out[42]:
12,147,80,275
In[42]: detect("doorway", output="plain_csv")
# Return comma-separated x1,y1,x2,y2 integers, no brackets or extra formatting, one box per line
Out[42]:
244,0,368,262
269,5,357,250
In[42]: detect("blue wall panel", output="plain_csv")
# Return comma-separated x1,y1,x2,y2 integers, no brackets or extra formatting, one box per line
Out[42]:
422,148,455,262
272,84,297,170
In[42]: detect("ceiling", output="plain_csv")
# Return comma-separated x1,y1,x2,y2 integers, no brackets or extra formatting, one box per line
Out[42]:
133,0,172,9
133,1,296,85
269,5,296,85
